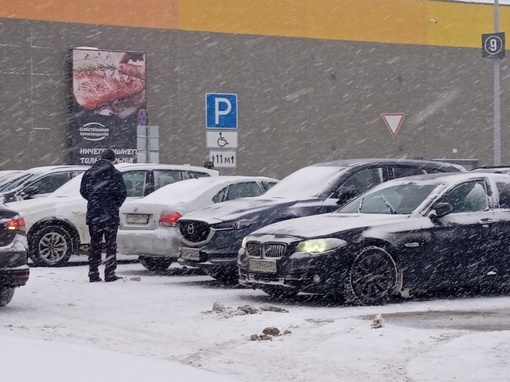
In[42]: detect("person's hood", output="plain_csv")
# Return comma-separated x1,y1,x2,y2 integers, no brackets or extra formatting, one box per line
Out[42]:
179,196,303,224
88,159,115,178
248,212,423,239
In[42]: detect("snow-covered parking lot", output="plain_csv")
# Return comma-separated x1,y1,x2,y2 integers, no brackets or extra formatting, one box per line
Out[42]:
2,262,510,382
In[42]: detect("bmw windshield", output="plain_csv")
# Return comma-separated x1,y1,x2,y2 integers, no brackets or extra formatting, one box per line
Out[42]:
339,181,443,214
262,165,348,199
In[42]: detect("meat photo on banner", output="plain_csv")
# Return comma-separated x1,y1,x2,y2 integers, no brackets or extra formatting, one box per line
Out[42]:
68,48,147,164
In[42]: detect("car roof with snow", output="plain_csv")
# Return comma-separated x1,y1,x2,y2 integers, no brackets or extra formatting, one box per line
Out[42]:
315,158,465,171
366,170,510,189
25,165,90,174
114,163,219,176
470,166,510,174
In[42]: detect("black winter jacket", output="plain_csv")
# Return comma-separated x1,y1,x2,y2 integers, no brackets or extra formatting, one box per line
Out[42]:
80,159,127,225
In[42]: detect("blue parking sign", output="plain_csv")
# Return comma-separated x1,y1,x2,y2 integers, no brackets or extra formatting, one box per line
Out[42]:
206,93,238,128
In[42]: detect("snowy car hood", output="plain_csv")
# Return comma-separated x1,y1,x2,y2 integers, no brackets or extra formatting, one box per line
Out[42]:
7,195,83,213
250,212,420,239
179,197,301,223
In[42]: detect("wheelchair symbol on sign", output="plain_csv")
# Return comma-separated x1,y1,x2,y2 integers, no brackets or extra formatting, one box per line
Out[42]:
217,132,229,147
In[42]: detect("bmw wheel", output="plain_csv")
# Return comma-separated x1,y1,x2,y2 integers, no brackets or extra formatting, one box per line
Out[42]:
344,246,398,306
30,225,73,267
139,256,173,271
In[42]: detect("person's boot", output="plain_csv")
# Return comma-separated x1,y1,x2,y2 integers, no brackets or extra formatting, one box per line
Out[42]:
104,275,122,282
89,267,102,282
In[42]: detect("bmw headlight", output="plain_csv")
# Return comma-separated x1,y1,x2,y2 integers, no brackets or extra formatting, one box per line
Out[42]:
292,238,347,257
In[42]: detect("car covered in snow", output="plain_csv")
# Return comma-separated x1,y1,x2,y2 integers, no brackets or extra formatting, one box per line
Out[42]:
238,172,510,305
0,165,89,204
0,204,29,307
178,158,465,283
6,163,219,267
118,175,278,271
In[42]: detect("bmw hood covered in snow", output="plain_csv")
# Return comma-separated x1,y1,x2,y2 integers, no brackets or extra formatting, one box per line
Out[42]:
246,212,426,240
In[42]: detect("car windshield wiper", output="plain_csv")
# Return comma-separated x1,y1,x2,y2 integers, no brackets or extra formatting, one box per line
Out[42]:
380,196,396,214
357,197,364,213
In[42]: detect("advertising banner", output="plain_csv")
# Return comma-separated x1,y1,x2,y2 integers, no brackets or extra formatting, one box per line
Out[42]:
68,48,147,164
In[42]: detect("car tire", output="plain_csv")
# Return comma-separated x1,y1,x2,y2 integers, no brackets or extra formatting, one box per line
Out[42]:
139,256,173,271
344,246,398,306
0,287,15,307
205,267,238,285
30,225,73,267
261,286,298,300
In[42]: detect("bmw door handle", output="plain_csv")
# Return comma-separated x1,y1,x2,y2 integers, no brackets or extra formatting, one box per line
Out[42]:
479,218,493,228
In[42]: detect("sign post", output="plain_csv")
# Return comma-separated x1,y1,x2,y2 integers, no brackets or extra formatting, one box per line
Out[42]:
482,0,505,165
136,125,159,163
205,93,238,168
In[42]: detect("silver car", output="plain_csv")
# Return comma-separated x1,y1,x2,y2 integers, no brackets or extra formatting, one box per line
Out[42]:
118,176,278,271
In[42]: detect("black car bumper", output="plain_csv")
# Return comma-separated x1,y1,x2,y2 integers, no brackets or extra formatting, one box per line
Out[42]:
0,265,30,287
238,248,352,295
179,246,238,270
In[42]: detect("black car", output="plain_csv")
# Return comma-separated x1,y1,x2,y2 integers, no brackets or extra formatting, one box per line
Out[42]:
0,204,29,307
470,166,510,174
178,158,465,282
238,172,510,305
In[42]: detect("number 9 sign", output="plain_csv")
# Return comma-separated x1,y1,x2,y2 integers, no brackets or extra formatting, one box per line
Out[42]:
482,32,505,59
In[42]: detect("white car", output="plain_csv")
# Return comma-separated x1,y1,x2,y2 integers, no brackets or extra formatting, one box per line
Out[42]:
118,176,279,271
6,163,219,267
0,165,89,204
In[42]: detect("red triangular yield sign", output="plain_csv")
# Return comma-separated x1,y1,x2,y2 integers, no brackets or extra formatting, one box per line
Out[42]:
381,113,405,137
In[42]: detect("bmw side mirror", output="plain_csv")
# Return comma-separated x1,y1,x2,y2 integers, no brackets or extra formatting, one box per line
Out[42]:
429,202,452,220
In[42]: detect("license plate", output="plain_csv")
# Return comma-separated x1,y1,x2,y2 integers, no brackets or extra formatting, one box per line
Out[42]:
249,259,277,273
181,247,201,261
126,214,149,224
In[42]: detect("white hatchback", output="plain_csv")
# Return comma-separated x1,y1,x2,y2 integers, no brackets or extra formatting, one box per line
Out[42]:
6,163,219,267
117,176,278,271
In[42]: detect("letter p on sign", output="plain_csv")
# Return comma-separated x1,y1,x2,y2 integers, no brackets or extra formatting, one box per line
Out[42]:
206,93,238,129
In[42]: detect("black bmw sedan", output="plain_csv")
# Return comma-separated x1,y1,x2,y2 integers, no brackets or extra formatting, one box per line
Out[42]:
238,172,510,305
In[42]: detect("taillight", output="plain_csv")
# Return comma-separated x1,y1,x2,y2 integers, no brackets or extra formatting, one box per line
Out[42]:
159,210,182,227
5,215,26,232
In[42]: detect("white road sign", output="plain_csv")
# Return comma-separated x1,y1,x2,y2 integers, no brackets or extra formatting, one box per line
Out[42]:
209,150,237,168
381,113,405,137
206,131,238,149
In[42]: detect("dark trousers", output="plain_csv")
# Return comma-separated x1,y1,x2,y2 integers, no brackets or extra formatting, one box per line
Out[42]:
88,224,118,279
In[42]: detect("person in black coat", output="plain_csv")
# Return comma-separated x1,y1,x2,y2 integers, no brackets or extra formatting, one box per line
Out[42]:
80,149,127,282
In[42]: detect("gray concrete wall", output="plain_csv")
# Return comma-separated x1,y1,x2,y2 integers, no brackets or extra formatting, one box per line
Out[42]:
0,18,505,178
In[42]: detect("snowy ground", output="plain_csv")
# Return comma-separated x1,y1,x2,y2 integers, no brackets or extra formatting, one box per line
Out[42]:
2,262,510,382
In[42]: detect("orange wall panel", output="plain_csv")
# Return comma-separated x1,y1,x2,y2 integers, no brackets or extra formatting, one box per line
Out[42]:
0,0,508,48
0,0,179,29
